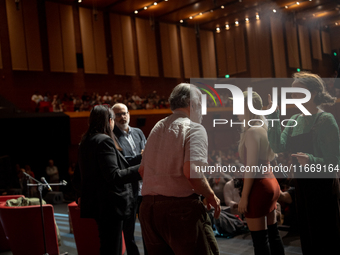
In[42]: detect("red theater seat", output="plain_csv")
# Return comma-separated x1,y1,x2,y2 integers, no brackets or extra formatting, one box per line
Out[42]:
0,201,59,255
0,195,25,251
68,201,126,255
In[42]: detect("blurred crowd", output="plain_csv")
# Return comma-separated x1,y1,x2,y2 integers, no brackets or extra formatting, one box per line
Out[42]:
31,90,171,113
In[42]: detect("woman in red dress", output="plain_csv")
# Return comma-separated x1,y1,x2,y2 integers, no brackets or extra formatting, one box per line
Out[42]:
236,91,284,255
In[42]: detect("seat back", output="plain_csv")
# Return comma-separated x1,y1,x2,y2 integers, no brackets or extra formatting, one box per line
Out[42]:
0,202,59,255
68,201,126,255
0,195,25,251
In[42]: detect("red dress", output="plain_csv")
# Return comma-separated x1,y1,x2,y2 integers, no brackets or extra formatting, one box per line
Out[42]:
244,150,280,218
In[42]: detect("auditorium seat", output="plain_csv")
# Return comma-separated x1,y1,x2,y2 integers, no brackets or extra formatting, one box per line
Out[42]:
0,201,59,255
0,195,24,251
39,101,52,112
62,101,74,112
68,201,126,255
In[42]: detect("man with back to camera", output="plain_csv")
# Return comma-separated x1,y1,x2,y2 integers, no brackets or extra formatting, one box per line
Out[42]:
138,83,221,255
112,103,147,255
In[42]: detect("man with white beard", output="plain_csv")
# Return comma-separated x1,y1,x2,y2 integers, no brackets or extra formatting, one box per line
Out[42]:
112,103,147,255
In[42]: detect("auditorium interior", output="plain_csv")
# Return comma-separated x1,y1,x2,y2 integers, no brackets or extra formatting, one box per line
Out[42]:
0,0,340,254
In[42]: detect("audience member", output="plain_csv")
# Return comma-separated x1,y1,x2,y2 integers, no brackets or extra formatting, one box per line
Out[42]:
52,94,63,112
46,159,60,185
31,91,43,112
223,170,243,217
25,165,37,197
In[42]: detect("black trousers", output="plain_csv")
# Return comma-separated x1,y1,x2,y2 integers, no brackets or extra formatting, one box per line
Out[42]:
123,201,140,255
95,215,123,255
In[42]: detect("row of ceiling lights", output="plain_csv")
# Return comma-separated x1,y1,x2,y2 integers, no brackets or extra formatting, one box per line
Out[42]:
77,0,338,27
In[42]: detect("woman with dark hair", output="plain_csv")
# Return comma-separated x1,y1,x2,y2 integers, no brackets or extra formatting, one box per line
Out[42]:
267,72,340,254
78,105,141,255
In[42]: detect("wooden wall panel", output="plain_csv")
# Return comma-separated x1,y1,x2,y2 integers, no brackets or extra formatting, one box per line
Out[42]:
246,18,272,77
215,32,227,77
160,23,180,78
234,25,247,73
270,17,287,77
110,14,136,76
321,31,331,55
79,8,96,73
46,2,64,72
59,4,77,73
0,37,3,69
330,27,340,50
92,11,108,74
79,7,107,74
225,28,237,75
311,29,322,60
135,18,158,77
285,20,300,69
298,25,312,70
121,15,135,76
22,0,42,71
6,0,28,70
110,14,125,75
160,23,171,77
168,24,181,78
180,26,199,78
200,30,216,78
135,18,149,76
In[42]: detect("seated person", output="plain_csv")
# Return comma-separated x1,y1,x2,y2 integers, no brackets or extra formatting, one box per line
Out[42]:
223,170,243,217
278,183,298,231
208,169,230,205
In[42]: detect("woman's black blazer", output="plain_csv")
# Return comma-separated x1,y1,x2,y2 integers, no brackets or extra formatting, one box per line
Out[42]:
78,133,141,220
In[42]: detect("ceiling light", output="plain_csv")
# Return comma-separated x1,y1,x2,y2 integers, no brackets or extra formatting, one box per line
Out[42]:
144,6,147,9
189,16,193,19
296,2,300,5
225,24,229,30
180,19,183,23
154,2,157,5
273,9,277,13
285,6,288,9
235,21,239,26
134,10,138,14
221,5,224,9
256,14,260,19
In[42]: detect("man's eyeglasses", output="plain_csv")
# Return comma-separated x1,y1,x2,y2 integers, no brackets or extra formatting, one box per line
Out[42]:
115,112,129,117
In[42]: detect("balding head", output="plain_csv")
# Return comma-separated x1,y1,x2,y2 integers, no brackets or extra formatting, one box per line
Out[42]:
112,103,130,131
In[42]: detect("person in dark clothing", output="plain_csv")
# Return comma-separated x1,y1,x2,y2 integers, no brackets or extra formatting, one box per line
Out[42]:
78,105,141,255
267,72,340,255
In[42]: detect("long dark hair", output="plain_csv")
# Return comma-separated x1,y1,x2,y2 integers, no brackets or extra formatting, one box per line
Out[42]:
81,105,114,143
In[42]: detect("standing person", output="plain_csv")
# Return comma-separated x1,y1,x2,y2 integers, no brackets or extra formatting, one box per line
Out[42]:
78,105,141,255
267,72,340,255
138,83,221,255
235,91,284,255
112,103,147,255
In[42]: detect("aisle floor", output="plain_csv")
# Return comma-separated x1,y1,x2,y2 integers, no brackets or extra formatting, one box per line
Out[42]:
0,202,302,255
